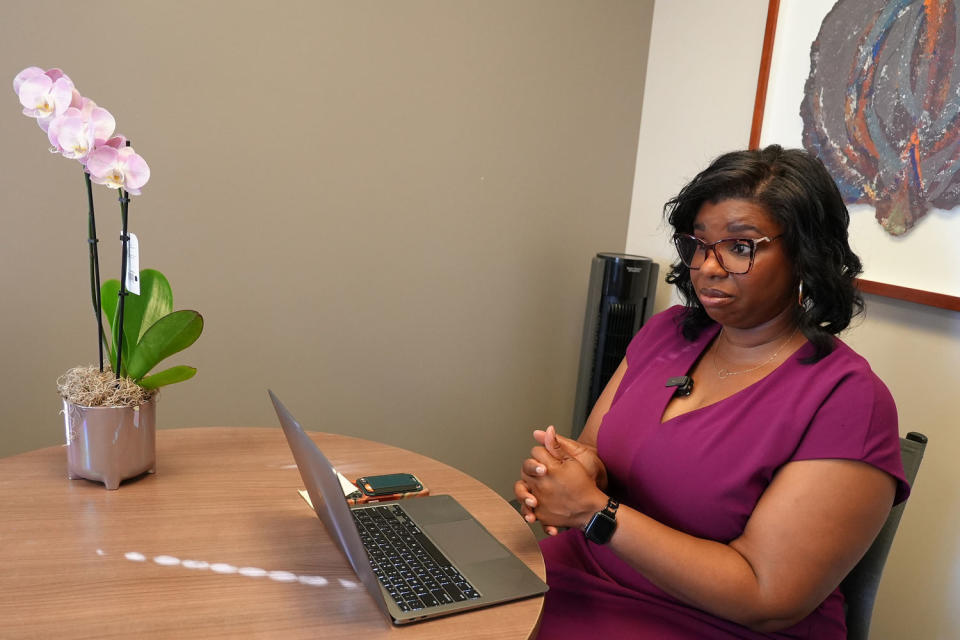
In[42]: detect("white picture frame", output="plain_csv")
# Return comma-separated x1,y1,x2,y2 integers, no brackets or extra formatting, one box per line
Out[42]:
750,0,960,310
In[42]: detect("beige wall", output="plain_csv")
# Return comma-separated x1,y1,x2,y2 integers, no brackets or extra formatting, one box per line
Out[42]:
0,0,655,499
627,2,959,638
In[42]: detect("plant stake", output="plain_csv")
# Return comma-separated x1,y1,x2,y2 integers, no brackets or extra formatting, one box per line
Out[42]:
84,169,106,372
114,183,130,380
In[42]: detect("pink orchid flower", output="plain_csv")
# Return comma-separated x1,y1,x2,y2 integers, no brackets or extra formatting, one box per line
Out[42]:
12,66,44,94
47,98,116,161
85,145,150,195
101,134,128,149
16,67,76,129
13,67,74,94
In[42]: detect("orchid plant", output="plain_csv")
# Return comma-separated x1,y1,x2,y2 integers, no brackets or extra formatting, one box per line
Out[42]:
13,66,202,400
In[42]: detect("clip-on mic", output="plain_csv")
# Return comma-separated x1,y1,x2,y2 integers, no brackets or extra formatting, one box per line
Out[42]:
665,375,694,397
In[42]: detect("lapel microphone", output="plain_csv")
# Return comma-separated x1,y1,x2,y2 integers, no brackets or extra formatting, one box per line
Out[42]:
665,375,694,397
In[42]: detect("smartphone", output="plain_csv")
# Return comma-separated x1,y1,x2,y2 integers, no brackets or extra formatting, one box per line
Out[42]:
355,473,425,498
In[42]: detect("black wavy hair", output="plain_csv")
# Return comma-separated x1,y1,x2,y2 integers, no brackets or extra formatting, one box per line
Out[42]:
663,145,863,362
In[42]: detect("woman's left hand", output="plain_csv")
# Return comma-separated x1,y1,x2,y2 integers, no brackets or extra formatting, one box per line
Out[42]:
535,425,608,490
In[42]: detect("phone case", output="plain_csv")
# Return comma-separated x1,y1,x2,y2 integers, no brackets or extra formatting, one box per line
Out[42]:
347,481,430,505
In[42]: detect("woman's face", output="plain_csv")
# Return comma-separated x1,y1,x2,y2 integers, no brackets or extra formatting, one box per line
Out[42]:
688,199,796,330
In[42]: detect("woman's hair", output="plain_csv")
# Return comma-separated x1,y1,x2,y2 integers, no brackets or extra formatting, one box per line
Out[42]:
663,145,863,362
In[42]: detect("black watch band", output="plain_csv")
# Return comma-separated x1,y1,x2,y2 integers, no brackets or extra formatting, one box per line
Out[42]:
583,498,619,545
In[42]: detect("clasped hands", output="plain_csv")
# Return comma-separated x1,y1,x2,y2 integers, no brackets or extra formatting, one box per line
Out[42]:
514,425,609,536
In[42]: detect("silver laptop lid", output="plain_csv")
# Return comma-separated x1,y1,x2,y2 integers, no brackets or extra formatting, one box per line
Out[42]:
268,390,391,619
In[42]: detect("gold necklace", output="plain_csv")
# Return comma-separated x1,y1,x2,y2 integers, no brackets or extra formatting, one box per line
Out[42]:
713,325,800,379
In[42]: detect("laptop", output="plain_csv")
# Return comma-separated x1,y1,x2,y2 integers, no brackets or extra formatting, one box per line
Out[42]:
269,391,548,624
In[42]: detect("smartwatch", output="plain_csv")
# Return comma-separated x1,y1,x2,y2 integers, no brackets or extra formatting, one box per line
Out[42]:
583,498,619,544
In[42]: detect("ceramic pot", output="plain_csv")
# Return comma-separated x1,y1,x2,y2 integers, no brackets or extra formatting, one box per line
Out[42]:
63,395,157,490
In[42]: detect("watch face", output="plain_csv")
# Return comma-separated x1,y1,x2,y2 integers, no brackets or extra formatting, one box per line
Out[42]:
585,511,616,544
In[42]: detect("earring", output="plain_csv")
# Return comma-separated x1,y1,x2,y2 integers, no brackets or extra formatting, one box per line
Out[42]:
798,281,804,306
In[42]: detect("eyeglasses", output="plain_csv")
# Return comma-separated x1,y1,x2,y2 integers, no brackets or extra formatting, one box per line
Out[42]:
672,233,782,275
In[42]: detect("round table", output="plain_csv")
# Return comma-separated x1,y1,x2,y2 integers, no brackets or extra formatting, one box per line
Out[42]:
0,427,545,639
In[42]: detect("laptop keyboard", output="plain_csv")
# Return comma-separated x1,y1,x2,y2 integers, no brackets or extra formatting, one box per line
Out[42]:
352,503,481,612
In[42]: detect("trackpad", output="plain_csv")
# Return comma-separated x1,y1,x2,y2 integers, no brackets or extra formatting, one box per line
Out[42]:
426,520,512,564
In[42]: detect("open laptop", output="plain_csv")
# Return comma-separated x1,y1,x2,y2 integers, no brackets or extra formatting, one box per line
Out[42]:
269,390,547,624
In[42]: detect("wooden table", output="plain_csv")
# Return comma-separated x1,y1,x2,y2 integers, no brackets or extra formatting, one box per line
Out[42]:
0,427,545,639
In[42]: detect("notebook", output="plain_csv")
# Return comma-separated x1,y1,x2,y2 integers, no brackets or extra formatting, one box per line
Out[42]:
269,390,548,624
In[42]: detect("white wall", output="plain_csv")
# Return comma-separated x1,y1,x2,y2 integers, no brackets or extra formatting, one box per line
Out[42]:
626,2,959,638
626,0,769,306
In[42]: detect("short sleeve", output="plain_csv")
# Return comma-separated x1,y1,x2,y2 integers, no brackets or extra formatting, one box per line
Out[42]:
792,367,911,505
623,306,685,366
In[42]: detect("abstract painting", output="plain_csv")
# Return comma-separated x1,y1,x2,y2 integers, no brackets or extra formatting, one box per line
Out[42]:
801,0,960,237
754,0,960,309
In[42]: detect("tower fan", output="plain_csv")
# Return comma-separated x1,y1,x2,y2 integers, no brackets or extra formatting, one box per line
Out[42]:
571,253,658,438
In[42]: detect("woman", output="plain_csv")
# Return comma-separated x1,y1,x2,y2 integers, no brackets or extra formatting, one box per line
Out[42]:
515,146,909,639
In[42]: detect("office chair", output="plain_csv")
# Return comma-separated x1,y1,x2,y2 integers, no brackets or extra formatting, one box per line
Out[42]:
840,431,928,640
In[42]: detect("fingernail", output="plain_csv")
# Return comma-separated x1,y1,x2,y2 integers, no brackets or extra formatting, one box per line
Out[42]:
524,514,535,522
524,497,535,507
535,466,545,475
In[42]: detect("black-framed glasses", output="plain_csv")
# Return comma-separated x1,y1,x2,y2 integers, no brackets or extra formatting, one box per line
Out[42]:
672,233,782,275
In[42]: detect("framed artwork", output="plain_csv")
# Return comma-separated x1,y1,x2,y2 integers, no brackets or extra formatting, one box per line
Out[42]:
750,0,960,311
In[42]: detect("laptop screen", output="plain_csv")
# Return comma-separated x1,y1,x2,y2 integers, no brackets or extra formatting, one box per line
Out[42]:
269,390,391,618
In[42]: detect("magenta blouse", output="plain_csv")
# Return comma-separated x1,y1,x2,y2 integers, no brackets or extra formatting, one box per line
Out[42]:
537,305,909,639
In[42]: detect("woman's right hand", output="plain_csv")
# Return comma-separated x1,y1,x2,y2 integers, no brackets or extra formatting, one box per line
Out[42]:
514,476,559,535
515,425,607,535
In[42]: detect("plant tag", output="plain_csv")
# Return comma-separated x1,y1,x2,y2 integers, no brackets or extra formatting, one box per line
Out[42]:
125,232,141,295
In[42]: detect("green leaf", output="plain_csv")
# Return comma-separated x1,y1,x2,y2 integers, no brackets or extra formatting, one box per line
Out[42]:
138,365,197,389
100,279,121,371
124,269,174,344
100,271,174,376
127,310,204,381
101,280,120,328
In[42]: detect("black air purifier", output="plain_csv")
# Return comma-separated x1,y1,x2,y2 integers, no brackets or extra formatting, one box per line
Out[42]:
572,253,658,438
